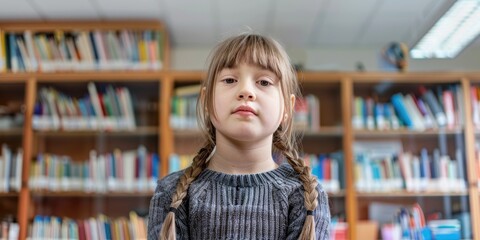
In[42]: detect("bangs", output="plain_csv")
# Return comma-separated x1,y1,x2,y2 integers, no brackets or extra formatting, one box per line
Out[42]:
214,35,284,79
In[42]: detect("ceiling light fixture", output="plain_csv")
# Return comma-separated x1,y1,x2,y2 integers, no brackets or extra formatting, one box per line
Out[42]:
411,0,480,59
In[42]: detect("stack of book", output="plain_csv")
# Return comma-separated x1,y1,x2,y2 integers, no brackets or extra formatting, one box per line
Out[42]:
293,94,320,131
29,212,147,239
0,216,19,240
168,154,194,173
170,84,201,130
0,144,22,193
29,146,159,193
302,152,343,193
352,85,463,131
355,141,466,193
33,83,136,131
0,29,164,72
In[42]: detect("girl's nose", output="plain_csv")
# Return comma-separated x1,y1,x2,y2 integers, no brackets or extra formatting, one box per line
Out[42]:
238,92,255,100
237,82,256,100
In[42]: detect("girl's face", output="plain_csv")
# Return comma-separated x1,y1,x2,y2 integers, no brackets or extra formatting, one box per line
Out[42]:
211,62,285,144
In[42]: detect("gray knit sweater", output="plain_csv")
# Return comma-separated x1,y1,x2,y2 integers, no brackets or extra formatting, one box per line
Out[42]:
147,164,330,240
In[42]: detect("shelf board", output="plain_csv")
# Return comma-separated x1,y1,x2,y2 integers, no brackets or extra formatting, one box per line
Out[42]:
0,73,30,82
354,127,462,138
357,191,468,197
0,192,19,197
169,71,205,81
31,191,154,197
0,128,23,136
34,126,158,137
351,72,464,83
35,71,166,82
173,128,202,137
1,71,167,82
300,126,344,137
327,190,345,197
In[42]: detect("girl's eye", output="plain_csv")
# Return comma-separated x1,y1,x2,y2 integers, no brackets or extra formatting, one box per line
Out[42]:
258,80,272,86
223,78,236,84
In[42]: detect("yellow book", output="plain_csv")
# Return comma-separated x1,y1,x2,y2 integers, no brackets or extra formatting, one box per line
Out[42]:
129,211,139,239
120,217,130,240
111,219,120,240
138,33,146,63
0,30,5,72
39,34,53,61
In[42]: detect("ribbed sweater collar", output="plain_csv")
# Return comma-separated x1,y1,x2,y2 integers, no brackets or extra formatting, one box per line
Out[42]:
196,163,293,187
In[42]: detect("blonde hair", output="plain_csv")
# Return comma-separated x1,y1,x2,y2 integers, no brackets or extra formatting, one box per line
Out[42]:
160,34,319,240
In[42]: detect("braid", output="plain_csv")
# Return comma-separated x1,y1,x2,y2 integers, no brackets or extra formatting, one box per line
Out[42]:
159,143,215,240
273,131,318,240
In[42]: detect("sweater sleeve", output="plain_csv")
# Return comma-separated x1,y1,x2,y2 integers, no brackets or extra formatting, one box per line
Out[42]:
286,182,331,240
147,171,184,240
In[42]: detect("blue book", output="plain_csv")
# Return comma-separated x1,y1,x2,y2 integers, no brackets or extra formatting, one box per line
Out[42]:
110,153,116,179
152,153,159,180
317,155,326,180
391,93,413,128
104,220,112,240
169,154,180,173
420,148,430,179
89,32,99,62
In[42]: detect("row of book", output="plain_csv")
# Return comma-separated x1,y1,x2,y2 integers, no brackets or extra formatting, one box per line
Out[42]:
302,152,343,193
170,84,201,130
1,216,19,240
33,82,136,131
373,202,470,240
355,147,466,193
353,85,463,131
0,144,22,193
29,146,159,193
294,95,320,131
168,154,194,174
0,29,165,72
28,212,147,240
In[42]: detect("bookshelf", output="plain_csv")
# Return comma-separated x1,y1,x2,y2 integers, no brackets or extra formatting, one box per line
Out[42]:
1,20,480,240
166,71,480,240
0,20,169,240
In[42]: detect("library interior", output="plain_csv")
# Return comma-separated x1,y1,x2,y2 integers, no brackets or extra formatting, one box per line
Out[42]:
1,0,480,239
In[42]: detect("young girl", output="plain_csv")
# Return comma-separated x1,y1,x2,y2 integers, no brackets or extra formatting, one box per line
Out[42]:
148,33,330,240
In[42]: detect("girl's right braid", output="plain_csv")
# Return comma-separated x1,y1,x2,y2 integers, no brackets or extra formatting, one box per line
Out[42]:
273,131,319,240
159,143,215,240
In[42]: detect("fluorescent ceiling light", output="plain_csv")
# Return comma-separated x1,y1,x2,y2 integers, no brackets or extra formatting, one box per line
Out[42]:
411,0,480,59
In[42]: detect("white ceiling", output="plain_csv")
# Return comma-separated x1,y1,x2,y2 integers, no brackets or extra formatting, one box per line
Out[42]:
1,0,475,52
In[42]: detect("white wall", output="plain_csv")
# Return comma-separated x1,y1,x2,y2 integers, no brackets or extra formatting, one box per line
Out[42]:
172,46,480,72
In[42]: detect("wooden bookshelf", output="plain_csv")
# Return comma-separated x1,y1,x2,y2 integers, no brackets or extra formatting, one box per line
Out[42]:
1,20,480,240
0,20,169,240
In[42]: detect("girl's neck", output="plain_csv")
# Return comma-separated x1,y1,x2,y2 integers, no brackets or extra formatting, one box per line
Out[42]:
207,134,277,175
